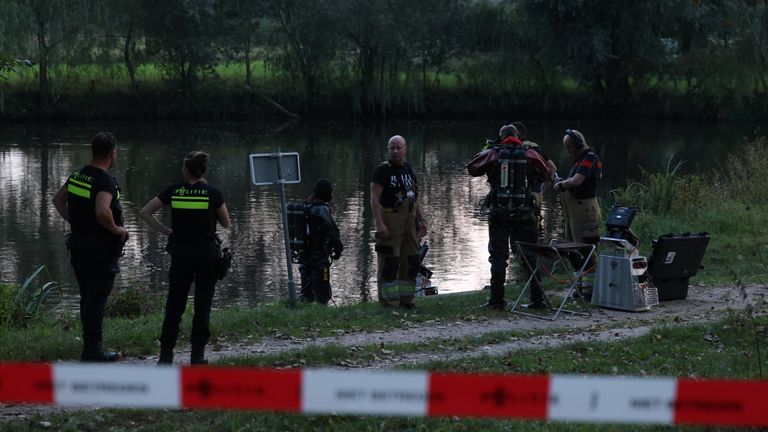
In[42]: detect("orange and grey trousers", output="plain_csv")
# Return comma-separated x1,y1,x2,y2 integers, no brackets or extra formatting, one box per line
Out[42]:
375,203,419,307
561,191,601,290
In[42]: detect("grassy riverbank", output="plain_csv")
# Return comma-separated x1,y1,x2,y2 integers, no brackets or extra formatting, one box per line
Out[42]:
1,141,766,361
1,312,765,431
4,61,768,121
2,142,767,430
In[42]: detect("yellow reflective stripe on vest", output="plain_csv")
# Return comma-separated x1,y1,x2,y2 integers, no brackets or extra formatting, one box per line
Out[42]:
68,178,92,189
172,195,209,201
171,200,209,209
67,184,91,199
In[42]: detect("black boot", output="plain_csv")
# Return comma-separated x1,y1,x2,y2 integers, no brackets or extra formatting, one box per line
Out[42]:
190,345,207,365
157,347,174,365
480,284,507,310
479,299,507,310
81,343,119,363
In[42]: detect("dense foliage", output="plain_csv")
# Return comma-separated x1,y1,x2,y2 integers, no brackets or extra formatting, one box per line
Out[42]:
2,0,768,119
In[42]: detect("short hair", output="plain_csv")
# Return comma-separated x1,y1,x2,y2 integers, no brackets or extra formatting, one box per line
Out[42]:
91,132,116,158
388,135,406,147
512,122,528,141
564,129,587,149
184,151,209,179
498,124,518,140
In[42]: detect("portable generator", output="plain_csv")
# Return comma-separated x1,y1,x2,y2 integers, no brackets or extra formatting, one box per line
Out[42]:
592,206,659,312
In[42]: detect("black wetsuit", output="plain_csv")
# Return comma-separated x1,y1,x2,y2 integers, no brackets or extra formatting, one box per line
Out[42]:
298,199,342,305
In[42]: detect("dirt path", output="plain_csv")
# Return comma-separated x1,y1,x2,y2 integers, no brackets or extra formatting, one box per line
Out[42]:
149,283,765,367
2,283,764,421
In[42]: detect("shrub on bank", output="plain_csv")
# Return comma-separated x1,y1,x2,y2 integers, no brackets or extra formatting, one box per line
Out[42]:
608,139,768,282
0,266,61,328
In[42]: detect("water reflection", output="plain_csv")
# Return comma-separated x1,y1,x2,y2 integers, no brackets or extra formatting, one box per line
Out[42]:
0,120,758,309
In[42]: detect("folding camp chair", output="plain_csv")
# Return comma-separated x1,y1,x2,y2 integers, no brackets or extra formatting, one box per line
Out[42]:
510,239,595,321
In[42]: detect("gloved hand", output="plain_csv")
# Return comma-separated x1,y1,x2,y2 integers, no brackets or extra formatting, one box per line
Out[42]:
331,241,343,260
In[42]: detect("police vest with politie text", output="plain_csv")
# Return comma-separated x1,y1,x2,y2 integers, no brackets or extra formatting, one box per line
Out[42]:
467,136,553,219
160,182,232,279
65,166,125,260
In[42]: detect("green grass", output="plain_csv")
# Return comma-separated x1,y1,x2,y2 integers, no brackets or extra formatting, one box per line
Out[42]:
7,58,768,120
0,290,527,361
610,140,768,285
2,313,764,431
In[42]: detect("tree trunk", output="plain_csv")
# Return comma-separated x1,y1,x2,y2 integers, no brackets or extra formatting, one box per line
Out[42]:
36,12,49,107
359,46,376,118
421,53,428,95
123,26,140,99
244,38,252,87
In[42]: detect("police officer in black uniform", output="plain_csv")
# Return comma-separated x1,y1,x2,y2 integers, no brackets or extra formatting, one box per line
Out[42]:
52,132,127,362
298,178,343,305
482,125,547,310
140,151,230,365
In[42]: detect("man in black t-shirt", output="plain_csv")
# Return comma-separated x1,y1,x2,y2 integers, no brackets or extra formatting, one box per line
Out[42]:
370,135,427,308
52,132,128,362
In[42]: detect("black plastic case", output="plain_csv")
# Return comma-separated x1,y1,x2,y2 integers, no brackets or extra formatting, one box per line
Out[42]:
648,232,710,300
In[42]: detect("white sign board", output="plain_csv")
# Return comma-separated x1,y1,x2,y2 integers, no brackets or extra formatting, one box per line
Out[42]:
249,152,301,186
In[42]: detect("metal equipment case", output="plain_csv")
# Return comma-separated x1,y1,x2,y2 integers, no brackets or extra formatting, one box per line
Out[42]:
592,237,659,311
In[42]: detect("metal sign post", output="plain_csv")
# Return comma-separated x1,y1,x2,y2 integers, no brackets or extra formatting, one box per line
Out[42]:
249,150,301,306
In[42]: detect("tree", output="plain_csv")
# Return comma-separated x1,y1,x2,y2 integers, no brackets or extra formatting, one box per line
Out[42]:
404,0,464,94
11,0,93,106
521,0,685,106
216,0,268,87
143,0,220,91
268,0,339,110
333,0,403,117
98,0,149,98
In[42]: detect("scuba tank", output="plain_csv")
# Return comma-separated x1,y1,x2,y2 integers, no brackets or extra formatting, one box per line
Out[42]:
511,146,529,208
492,145,532,219
287,201,309,262
496,147,513,207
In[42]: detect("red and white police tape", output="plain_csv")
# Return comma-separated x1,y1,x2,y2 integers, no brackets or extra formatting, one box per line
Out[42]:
1,362,766,426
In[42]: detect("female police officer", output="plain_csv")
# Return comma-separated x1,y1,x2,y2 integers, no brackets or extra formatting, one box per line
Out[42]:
140,151,230,365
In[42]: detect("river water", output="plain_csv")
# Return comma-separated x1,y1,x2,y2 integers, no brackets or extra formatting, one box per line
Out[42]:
0,119,756,308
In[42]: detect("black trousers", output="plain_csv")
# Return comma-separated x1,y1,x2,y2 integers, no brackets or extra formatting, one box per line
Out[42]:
299,254,332,305
488,211,543,304
70,236,119,349
160,240,218,350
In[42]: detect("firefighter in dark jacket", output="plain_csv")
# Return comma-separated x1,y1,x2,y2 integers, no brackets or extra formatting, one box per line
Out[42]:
299,178,343,305
554,129,602,300
482,125,548,310
140,151,230,365
52,132,128,362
